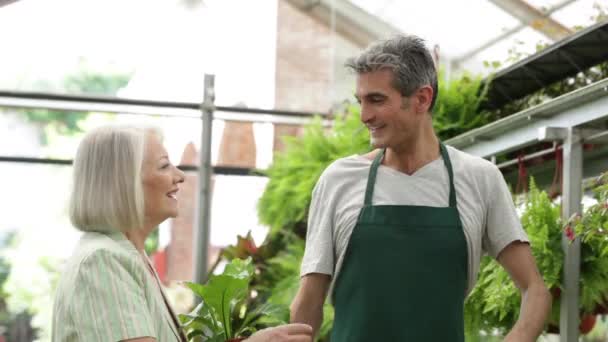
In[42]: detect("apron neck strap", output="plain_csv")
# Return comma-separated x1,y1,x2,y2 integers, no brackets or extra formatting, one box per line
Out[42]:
364,148,386,205
439,143,457,207
363,143,457,207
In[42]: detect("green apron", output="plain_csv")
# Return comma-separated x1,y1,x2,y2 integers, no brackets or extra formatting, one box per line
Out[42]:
331,143,468,342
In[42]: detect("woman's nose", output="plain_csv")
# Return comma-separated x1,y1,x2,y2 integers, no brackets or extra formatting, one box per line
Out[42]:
175,167,185,183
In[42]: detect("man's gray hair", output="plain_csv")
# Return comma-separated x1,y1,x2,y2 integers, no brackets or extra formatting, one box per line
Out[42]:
346,35,439,111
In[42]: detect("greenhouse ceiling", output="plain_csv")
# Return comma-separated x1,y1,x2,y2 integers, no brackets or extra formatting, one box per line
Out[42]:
291,0,607,74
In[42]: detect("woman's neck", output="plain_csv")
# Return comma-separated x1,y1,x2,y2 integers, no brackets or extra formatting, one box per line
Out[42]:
124,222,156,253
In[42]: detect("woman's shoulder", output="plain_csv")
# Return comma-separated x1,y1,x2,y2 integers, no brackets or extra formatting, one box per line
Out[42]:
67,232,143,274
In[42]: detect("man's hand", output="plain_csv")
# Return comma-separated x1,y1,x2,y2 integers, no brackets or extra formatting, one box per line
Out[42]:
246,323,313,342
499,241,551,342
290,273,331,338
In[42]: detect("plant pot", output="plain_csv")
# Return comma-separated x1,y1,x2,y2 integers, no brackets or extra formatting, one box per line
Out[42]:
546,314,598,335
580,314,597,335
226,338,247,342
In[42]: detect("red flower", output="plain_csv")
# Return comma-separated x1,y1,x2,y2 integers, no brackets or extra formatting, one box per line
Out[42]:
244,239,258,254
565,225,575,241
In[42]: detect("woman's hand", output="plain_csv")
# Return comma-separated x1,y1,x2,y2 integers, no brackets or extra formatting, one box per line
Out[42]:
246,323,313,342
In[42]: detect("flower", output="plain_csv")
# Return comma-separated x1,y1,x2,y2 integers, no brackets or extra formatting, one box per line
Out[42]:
565,225,576,241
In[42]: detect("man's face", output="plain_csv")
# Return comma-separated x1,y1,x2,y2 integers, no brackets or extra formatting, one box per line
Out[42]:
355,69,422,149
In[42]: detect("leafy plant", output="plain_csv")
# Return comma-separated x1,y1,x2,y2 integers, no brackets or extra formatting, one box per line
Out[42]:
464,179,563,338
180,258,285,342
433,70,492,141
257,105,370,237
570,171,608,313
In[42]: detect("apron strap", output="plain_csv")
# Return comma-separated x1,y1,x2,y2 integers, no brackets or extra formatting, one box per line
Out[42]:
364,148,385,206
439,142,457,208
363,143,457,208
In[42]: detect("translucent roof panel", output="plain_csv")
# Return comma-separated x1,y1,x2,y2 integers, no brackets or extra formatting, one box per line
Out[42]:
459,26,551,74
0,0,278,108
349,0,520,59
552,0,608,28
349,0,607,74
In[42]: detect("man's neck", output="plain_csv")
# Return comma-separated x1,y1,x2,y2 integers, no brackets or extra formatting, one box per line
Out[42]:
384,120,440,175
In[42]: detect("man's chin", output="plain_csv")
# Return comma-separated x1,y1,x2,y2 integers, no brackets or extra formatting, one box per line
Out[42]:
370,139,387,149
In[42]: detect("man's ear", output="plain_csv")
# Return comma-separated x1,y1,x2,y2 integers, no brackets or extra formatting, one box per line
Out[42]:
415,85,434,114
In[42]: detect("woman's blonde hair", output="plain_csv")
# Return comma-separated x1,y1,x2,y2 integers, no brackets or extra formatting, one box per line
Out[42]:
69,124,162,232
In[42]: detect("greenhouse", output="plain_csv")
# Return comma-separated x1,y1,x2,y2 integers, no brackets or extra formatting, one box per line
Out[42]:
0,0,607,341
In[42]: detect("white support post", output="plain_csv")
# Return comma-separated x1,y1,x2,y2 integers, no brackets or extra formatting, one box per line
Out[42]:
560,127,583,342
194,74,215,285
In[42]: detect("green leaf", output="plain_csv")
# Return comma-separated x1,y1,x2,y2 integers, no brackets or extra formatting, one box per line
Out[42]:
182,258,255,339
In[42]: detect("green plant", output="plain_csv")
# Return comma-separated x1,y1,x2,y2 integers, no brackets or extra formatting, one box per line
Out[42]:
180,258,285,342
465,173,608,338
571,171,608,313
257,105,370,237
464,179,562,338
433,70,492,141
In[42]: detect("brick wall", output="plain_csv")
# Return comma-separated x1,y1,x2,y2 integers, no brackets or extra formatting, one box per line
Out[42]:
273,1,361,152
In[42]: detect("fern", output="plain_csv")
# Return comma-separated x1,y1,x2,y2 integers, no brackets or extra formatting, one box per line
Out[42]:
257,106,370,236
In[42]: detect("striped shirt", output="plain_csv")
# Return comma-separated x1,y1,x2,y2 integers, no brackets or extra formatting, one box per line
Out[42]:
52,231,187,342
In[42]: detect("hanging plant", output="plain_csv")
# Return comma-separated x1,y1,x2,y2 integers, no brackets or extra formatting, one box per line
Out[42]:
466,173,608,338
569,171,608,314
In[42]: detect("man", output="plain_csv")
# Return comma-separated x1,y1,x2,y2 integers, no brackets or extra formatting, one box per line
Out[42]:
290,35,551,342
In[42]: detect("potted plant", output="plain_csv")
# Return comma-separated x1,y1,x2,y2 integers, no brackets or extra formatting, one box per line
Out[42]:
180,258,285,342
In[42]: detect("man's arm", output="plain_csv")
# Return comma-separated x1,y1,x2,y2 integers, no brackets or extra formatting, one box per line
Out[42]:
499,241,551,342
290,273,331,338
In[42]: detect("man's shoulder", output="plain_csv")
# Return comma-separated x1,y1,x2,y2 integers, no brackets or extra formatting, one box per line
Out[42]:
321,154,371,179
446,145,499,176
314,154,370,195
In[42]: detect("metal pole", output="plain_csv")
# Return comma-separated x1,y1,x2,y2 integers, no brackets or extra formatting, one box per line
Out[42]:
560,127,582,342
194,74,215,285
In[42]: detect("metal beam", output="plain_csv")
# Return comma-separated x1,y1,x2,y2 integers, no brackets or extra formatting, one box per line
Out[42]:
488,0,573,41
0,90,323,125
445,78,608,157
0,0,20,7
193,74,214,285
286,0,402,47
560,128,583,342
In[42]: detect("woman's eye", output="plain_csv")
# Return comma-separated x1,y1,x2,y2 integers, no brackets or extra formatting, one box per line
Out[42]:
161,164,170,169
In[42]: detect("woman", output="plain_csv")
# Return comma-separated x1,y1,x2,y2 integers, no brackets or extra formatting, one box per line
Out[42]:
52,125,312,342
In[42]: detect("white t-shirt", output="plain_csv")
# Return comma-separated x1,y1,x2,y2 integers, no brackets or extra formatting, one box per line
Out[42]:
301,145,529,298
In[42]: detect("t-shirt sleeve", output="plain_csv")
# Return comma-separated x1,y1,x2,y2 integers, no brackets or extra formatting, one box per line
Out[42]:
482,165,530,258
71,249,157,341
300,173,335,277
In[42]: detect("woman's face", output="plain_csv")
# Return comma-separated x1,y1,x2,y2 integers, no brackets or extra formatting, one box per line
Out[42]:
141,133,185,226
